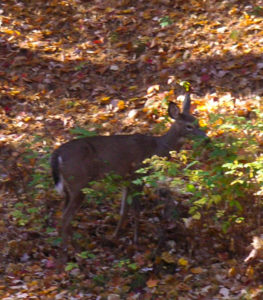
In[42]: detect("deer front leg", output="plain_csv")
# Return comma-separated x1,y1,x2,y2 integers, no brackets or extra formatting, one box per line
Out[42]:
131,185,143,244
113,186,141,244
113,187,129,238
132,196,140,244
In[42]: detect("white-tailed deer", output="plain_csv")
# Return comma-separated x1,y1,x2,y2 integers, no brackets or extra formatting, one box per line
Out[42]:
51,93,207,259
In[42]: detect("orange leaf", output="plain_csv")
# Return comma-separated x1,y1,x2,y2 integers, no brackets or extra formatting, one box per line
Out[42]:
191,267,203,274
146,278,159,288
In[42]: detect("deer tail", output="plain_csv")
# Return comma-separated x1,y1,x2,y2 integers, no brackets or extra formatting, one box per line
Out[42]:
51,150,65,195
51,150,60,184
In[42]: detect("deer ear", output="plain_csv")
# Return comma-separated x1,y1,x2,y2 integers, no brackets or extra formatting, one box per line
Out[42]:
168,102,180,120
182,93,191,114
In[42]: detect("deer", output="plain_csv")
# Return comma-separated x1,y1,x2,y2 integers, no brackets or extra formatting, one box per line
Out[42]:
51,93,207,261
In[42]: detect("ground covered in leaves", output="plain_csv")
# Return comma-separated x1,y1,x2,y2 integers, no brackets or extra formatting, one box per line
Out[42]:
1,0,263,299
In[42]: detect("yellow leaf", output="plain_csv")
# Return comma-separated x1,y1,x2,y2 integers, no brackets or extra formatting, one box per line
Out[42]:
9,90,20,95
122,9,133,14
105,7,114,13
98,96,111,104
128,86,138,90
215,129,224,136
197,105,207,111
5,29,21,36
143,11,152,20
3,29,15,35
129,97,139,102
243,12,251,20
24,116,32,122
228,267,236,277
199,119,208,127
27,280,39,288
178,257,189,267
246,266,254,279
117,100,125,110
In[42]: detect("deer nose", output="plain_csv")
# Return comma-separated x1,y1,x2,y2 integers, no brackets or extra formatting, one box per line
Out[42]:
196,129,207,138
195,129,210,143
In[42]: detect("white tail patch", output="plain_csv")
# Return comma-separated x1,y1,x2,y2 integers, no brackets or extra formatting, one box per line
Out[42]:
55,180,64,195
55,155,64,195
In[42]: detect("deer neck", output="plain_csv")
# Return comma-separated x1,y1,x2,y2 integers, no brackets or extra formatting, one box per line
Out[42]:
156,124,185,156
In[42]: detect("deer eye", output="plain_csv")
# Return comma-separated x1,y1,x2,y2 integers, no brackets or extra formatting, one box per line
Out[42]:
186,124,194,131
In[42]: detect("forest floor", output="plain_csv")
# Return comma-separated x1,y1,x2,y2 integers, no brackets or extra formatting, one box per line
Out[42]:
1,0,263,299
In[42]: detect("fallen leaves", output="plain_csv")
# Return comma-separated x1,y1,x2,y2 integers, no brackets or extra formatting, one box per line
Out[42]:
161,251,176,264
1,0,263,299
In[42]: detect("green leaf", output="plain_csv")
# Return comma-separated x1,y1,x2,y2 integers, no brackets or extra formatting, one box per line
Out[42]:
77,251,96,259
194,197,207,206
65,262,79,271
70,127,97,138
192,211,201,220
186,184,196,193
128,263,138,270
230,30,240,41
159,16,173,28
127,195,133,205
179,81,191,91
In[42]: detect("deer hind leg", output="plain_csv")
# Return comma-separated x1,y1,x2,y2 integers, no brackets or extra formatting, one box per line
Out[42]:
60,190,84,261
63,188,70,211
113,186,129,238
